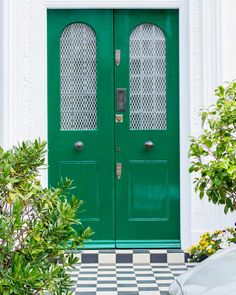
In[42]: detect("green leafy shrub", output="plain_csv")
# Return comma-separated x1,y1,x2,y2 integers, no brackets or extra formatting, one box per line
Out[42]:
188,228,236,262
189,81,236,213
0,140,92,294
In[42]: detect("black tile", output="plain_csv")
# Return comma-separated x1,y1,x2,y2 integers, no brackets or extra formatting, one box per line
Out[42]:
169,268,187,271
185,252,191,262
69,273,79,277
98,274,116,277
151,265,168,269
97,268,116,272
77,284,97,288
133,249,149,253
167,249,184,253
153,270,172,274
138,287,159,291
97,280,117,284
158,283,171,287
150,253,167,263
117,284,137,287
97,288,117,291
136,280,157,284
116,254,133,263
81,254,98,264
99,249,115,253
118,292,139,295
155,276,174,280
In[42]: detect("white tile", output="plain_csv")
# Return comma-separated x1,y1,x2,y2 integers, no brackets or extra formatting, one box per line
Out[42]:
97,292,117,295
156,279,174,284
78,274,97,279
156,273,174,277
133,253,150,264
97,276,116,281
139,291,160,295
167,253,185,264
117,280,136,285
135,276,155,281
116,273,135,277
117,287,139,291
81,250,99,254
158,286,170,291
99,253,116,264
76,287,97,292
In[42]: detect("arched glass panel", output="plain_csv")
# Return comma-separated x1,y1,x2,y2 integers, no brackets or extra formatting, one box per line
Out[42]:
60,23,97,130
129,24,166,130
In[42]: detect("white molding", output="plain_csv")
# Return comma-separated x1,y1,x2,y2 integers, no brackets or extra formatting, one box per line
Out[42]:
45,0,182,9
202,0,222,106
179,1,191,249
189,0,205,246
0,0,5,147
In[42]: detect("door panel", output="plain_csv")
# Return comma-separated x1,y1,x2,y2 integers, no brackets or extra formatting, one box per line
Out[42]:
114,10,180,248
48,9,180,248
48,10,115,247
60,161,99,220
128,160,169,220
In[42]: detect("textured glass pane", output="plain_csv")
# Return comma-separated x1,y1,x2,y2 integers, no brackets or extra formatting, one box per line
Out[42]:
129,24,166,130
60,23,97,130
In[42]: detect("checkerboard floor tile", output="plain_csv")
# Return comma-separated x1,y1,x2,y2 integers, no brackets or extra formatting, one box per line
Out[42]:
67,262,196,295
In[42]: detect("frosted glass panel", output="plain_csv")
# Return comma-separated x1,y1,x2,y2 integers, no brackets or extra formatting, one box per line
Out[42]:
129,24,166,130
60,23,97,130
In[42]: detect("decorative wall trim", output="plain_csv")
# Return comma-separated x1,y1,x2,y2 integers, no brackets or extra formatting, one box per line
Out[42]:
0,0,5,147
202,0,222,106
44,0,182,9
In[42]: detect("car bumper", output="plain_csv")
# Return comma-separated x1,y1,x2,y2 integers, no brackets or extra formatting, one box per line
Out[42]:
169,280,184,295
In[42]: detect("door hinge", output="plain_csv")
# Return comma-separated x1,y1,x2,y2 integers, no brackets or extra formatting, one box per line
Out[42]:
115,50,121,66
116,163,122,180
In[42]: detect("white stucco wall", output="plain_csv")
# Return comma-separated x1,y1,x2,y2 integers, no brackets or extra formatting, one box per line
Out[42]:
221,0,236,82
190,0,236,244
0,0,236,248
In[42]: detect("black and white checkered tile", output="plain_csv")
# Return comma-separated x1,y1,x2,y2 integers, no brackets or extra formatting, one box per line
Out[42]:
66,250,195,295
67,262,196,295
74,249,190,265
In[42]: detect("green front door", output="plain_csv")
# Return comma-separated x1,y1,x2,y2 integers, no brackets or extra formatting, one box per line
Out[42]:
48,9,180,248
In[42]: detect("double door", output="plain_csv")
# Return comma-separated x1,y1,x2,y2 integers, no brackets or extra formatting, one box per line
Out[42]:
48,9,180,248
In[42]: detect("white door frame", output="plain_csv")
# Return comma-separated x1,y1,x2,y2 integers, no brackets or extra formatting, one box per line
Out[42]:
0,0,223,249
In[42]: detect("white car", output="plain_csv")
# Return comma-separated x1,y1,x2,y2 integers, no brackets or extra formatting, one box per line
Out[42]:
169,245,236,295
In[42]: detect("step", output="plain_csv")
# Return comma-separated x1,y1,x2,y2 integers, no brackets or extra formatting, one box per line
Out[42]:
71,249,190,264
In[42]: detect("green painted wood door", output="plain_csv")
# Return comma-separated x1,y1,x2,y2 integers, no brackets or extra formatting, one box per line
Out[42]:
48,9,180,248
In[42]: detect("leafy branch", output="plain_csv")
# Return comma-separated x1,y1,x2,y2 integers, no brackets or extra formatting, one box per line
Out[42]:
189,81,236,214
